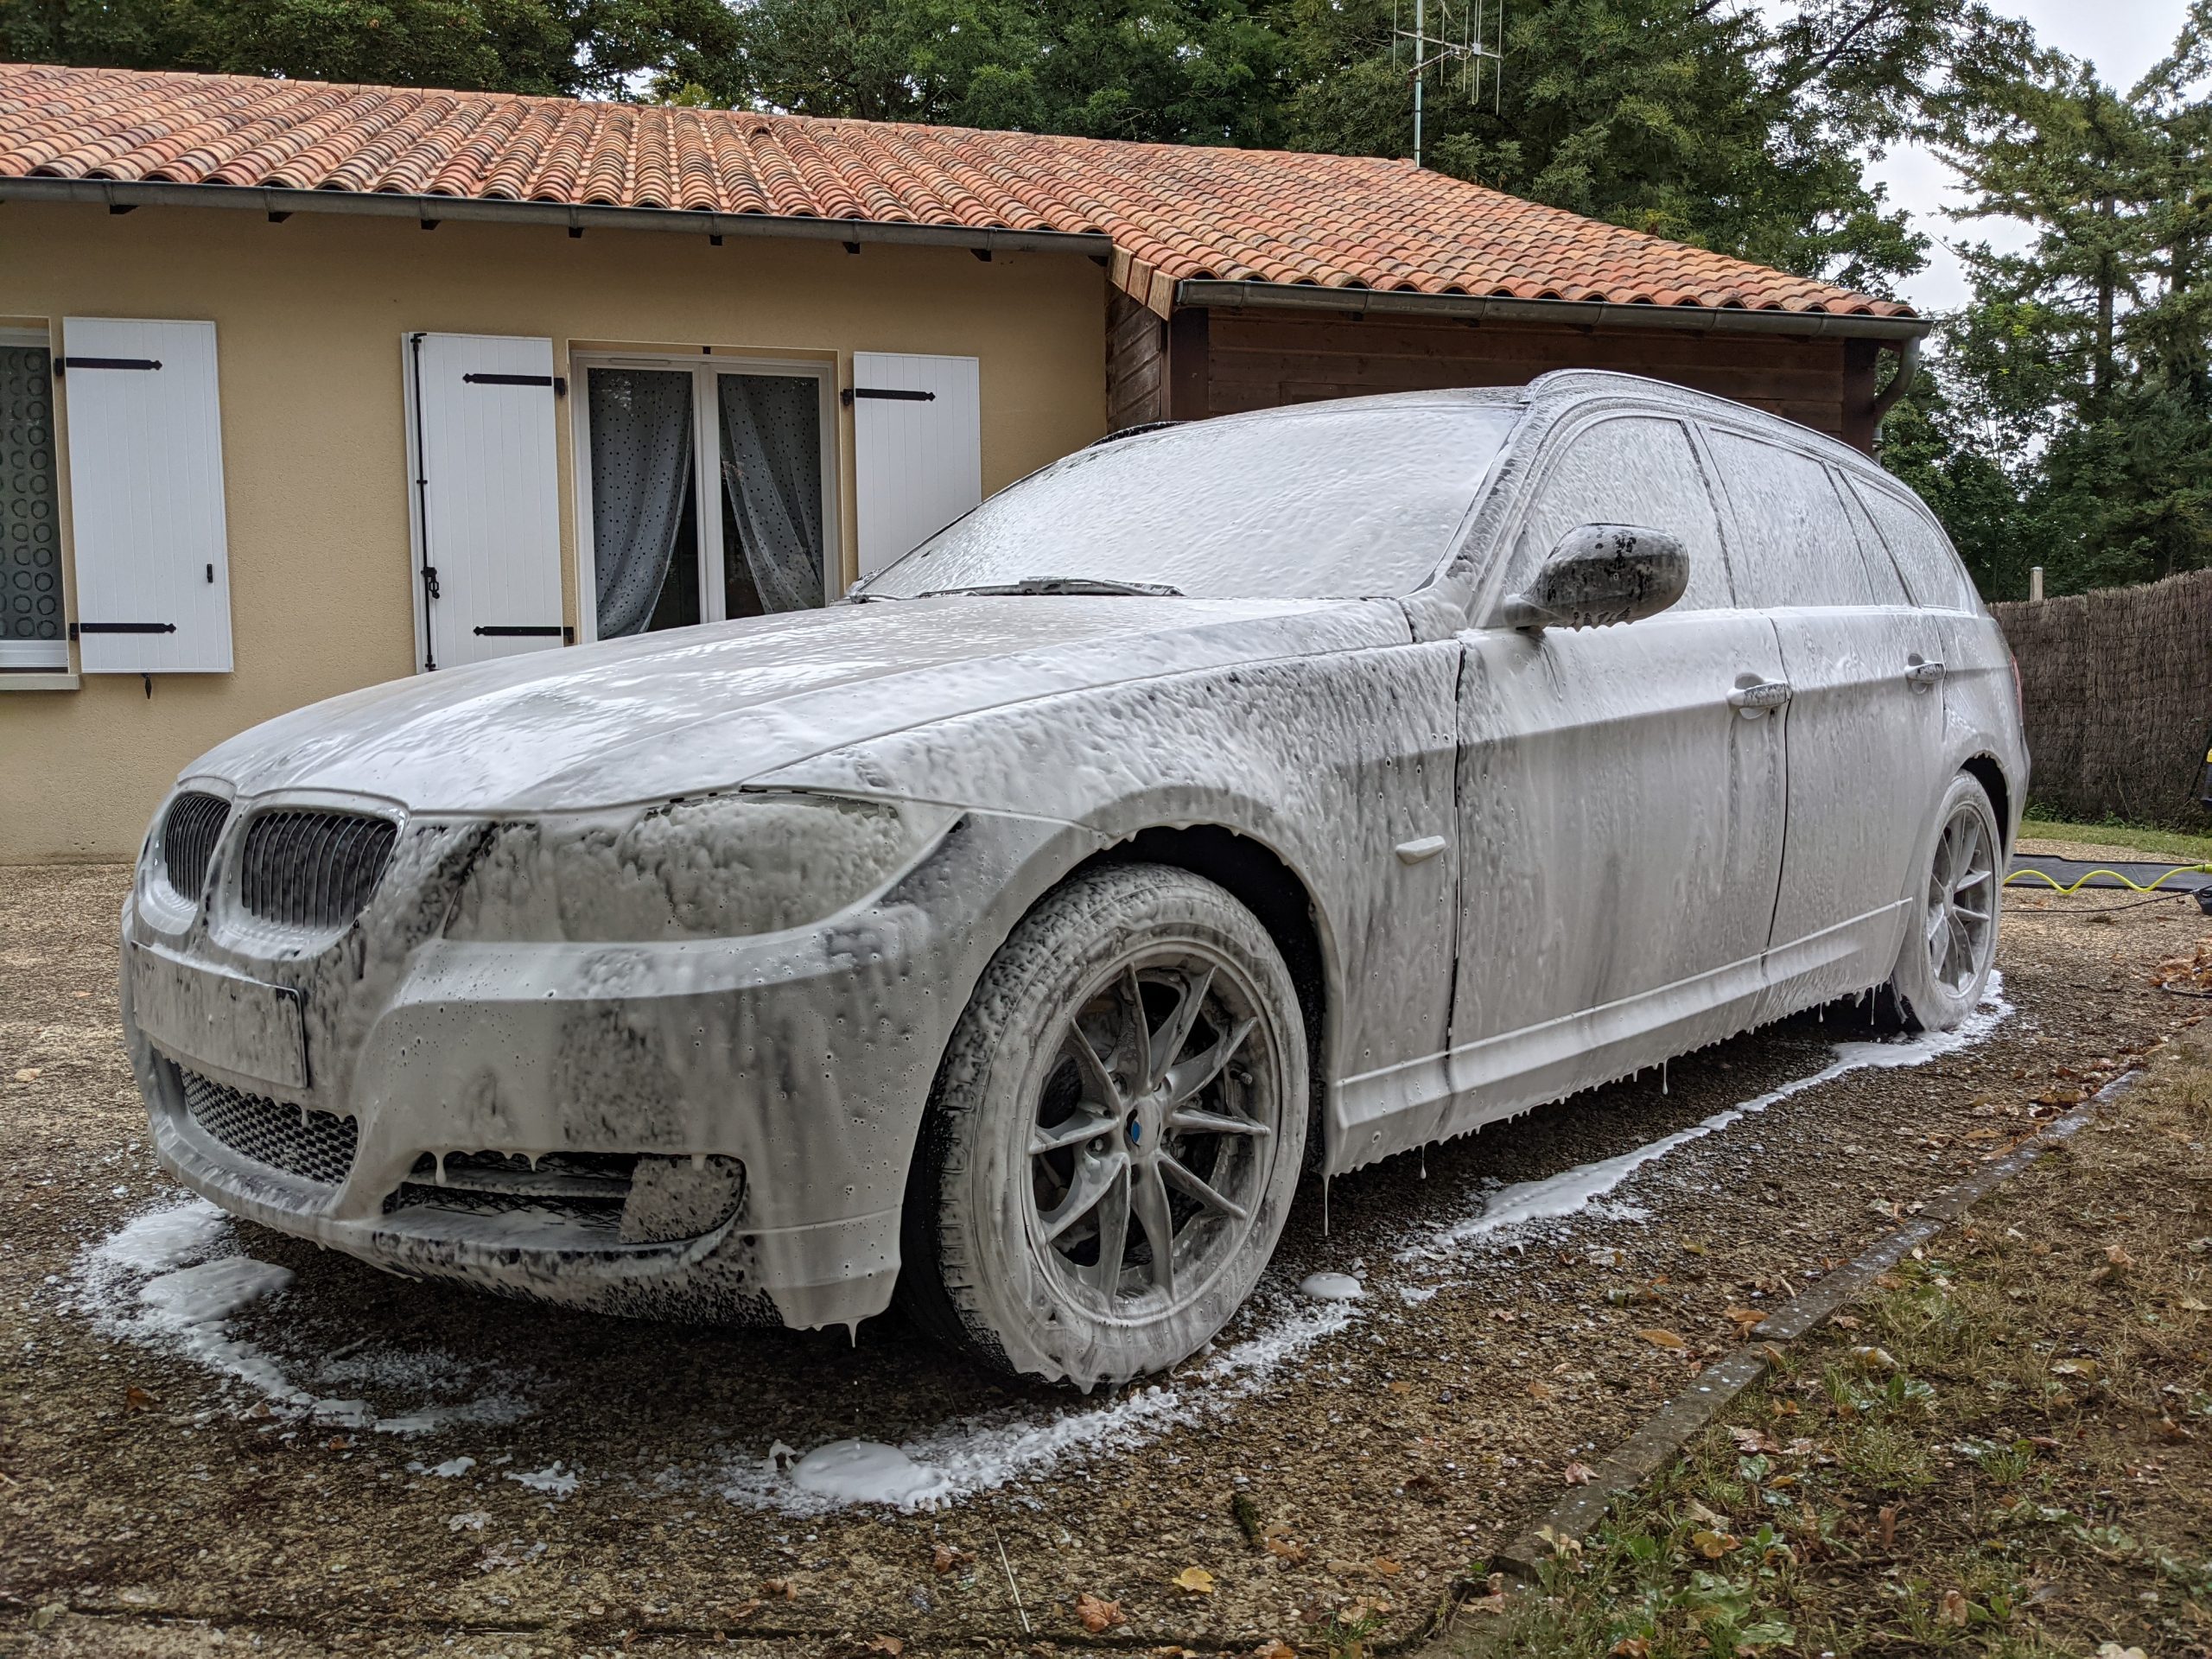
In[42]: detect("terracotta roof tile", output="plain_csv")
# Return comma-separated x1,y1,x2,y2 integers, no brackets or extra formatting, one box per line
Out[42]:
0,61,1915,320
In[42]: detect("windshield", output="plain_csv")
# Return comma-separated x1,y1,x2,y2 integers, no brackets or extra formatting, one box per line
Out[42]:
858,404,1520,601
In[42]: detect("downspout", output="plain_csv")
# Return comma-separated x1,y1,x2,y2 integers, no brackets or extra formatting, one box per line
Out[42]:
1869,334,1923,430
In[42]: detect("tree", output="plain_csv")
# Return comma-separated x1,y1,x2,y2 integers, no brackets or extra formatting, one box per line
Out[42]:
0,0,741,98
1905,1,2212,596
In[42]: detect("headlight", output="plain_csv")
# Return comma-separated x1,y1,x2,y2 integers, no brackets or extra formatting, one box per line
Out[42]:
443,791,957,944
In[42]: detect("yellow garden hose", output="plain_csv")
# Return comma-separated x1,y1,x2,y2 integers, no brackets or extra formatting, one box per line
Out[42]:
2002,862,2212,896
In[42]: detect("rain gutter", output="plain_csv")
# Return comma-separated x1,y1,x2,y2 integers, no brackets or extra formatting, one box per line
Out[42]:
0,175,1116,257
1175,277,1932,341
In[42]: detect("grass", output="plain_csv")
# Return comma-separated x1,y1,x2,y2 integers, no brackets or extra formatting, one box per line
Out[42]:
1452,1019,2212,1659
2018,814,2212,865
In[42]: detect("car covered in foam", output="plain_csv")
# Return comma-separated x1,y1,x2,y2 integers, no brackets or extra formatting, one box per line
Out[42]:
123,369,2024,1389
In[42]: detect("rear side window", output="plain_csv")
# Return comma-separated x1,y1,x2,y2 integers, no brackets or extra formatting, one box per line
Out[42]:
1852,480,1980,611
1706,429,1883,607
1832,471,1911,605
1512,415,1735,610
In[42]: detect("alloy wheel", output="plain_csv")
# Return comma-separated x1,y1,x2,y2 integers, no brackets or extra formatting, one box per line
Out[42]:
1925,801,1998,996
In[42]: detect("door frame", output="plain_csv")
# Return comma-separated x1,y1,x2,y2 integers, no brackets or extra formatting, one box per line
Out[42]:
569,351,842,645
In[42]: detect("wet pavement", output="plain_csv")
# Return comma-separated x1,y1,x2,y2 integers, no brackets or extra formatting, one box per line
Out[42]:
3,862,2205,1657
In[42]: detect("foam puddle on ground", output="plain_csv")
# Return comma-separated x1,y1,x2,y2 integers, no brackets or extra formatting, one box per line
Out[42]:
723,980,2014,1513
71,1196,534,1436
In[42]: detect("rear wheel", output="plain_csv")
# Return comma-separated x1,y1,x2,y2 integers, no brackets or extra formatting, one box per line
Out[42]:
1878,772,2002,1032
897,865,1307,1388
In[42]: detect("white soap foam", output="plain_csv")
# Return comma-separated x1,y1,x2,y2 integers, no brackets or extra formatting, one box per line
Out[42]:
73,1192,538,1437
1398,976,2012,1266
788,1440,948,1508
1299,1272,1364,1302
507,1462,579,1497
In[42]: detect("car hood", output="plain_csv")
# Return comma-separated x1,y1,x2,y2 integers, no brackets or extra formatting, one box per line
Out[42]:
188,595,1410,814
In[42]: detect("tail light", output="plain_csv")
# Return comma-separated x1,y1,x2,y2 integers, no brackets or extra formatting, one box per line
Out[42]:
2009,652,2023,722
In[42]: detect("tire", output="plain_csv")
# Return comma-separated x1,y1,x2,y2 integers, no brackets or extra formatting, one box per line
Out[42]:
1878,772,2003,1033
896,864,1308,1389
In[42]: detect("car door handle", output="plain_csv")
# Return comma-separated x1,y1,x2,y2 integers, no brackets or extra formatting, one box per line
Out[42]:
1395,835,1449,865
1727,678,1792,715
1905,657,1947,687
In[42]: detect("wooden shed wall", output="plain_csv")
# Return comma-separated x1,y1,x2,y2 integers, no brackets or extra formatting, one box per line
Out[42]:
1106,299,1886,452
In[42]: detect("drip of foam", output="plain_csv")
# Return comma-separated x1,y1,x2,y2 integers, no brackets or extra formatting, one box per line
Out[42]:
1299,1272,1364,1302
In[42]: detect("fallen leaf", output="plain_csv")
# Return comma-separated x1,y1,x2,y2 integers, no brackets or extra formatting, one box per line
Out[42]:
2105,1243,2135,1269
12,1067,39,1083
1877,1505,1900,1549
1561,1460,1595,1486
1262,1527,1308,1564
931,1543,970,1574
1386,1379,1412,1395
866,1638,905,1656
1936,1589,1969,1627
124,1385,157,1412
1637,1328,1688,1351
1609,1640,1651,1658
2094,1645,2150,1659
724,1600,762,1621
762,1580,795,1601
2179,1295,2209,1313
1847,1346,1899,1373
2052,1357,2101,1381
1724,1306,1765,1338
1172,1567,1216,1595
1252,1642,1296,1659
326,1435,353,1451
1371,1556,1403,1576
1726,1427,1773,1455
1829,1313,1862,1331
1074,1594,1126,1633
1525,1381,1554,1402
1681,1240,1708,1256
1685,1499,1728,1529
1690,1529,1738,1559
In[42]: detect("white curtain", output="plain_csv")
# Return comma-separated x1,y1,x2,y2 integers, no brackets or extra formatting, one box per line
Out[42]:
718,374,825,613
589,369,694,638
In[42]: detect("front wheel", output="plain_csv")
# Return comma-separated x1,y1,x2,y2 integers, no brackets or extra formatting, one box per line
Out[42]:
1878,772,2002,1032
897,865,1308,1389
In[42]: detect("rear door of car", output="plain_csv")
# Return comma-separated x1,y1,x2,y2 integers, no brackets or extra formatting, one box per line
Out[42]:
1702,427,1947,1012
1446,411,1789,1126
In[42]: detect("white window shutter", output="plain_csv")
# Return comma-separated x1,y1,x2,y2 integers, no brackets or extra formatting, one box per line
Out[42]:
404,333,564,671
61,318,232,673
853,353,982,578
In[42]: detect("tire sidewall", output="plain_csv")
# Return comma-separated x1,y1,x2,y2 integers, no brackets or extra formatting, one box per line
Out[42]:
922,867,1307,1387
1891,773,2002,1032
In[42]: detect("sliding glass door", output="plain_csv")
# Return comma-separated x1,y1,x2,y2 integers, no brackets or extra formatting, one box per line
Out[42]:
577,358,835,641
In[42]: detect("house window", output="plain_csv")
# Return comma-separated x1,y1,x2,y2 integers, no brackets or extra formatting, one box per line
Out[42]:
574,355,837,640
0,329,66,671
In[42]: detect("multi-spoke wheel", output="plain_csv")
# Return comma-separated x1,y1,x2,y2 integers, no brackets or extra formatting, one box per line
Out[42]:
1879,772,2003,1031
897,865,1306,1388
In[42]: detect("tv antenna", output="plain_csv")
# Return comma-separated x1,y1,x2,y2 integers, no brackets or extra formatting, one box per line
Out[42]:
1394,0,1503,168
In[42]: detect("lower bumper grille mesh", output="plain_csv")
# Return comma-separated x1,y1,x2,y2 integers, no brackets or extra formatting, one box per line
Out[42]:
181,1068,359,1186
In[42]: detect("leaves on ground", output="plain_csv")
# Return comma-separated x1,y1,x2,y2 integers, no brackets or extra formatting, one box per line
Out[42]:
1170,1566,1215,1594
1073,1592,1126,1632
1636,1328,1688,1351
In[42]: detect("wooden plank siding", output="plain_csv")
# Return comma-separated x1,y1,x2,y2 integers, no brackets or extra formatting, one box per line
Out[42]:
1108,304,1885,452
1106,289,1167,430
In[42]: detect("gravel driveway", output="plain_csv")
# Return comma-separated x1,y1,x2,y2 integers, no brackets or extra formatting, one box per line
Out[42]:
3,863,2203,1657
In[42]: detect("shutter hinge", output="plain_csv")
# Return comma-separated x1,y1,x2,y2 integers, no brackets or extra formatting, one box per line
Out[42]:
57,357,162,375
464,372,565,396
842,386,937,405
71,621,177,637
423,565,442,601
472,626,566,639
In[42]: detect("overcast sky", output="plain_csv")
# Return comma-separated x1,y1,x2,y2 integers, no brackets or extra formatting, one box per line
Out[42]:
1758,1,2194,310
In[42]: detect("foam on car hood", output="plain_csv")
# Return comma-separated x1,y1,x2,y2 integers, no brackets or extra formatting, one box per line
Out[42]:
188,594,1408,813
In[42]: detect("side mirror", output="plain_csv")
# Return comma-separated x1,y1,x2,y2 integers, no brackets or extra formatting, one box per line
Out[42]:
1501,524,1690,632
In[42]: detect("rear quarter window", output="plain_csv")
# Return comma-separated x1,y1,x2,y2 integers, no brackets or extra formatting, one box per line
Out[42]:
1705,429,1882,607
1850,479,1980,611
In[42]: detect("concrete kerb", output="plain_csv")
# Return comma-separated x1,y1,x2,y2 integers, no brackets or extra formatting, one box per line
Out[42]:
1416,1065,2143,1644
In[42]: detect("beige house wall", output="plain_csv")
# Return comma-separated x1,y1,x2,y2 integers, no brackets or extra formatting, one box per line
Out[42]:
0,202,1109,861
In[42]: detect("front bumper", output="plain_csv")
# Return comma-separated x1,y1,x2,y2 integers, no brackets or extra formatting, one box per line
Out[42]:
121,801,1084,1332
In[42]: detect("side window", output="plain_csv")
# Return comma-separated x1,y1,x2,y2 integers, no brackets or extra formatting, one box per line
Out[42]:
1852,480,1979,611
1513,415,1734,610
1832,468,1910,605
1706,429,1875,607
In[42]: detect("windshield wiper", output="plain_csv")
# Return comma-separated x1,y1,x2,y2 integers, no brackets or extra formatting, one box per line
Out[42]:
914,576,1184,599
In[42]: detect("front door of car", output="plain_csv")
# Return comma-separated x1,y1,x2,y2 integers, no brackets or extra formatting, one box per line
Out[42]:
1446,413,1789,1129
1701,429,1947,1010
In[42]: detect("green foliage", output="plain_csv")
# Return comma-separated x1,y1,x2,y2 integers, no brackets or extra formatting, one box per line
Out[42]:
0,0,741,97
1889,2,2212,599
